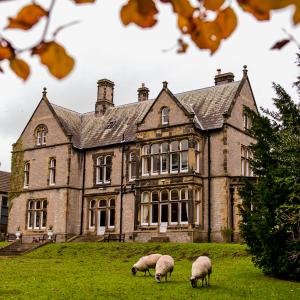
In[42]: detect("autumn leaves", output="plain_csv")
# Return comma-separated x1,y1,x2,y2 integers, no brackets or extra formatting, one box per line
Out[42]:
0,0,299,81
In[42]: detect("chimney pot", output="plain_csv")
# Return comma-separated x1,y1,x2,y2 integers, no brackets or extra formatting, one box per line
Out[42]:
95,78,115,116
163,81,168,89
214,72,235,86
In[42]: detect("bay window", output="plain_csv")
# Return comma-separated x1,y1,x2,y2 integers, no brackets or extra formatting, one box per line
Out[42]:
27,199,47,230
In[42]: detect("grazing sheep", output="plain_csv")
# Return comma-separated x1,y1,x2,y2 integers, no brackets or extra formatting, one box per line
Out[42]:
155,255,174,282
131,254,162,276
190,256,212,288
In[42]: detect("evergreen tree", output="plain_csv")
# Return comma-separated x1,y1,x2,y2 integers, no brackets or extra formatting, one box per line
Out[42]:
239,56,300,280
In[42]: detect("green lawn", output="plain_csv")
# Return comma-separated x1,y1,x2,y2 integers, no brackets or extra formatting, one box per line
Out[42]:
0,242,298,299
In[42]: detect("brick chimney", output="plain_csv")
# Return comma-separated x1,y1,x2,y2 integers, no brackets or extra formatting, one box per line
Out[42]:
214,69,235,85
137,83,149,102
95,79,114,116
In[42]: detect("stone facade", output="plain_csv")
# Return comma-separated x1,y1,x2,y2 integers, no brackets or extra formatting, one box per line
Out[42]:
8,69,258,243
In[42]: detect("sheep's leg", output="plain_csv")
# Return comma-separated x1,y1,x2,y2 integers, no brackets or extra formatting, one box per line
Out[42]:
165,274,168,282
148,269,152,276
208,273,210,286
201,278,204,287
144,270,147,276
204,276,208,286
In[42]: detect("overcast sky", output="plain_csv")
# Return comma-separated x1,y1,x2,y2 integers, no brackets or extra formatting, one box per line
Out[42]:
0,0,299,172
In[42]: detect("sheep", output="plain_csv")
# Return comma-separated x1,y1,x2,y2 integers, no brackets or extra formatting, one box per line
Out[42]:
155,255,174,282
131,253,162,276
190,256,212,288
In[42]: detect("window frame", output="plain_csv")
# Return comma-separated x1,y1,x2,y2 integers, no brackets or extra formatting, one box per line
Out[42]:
161,107,169,126
49,158,56,186
128,152,137,181
24,162,30,188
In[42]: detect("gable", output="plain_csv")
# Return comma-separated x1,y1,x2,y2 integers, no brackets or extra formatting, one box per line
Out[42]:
226,79,258,130
138,89,192,131
19,98,70,149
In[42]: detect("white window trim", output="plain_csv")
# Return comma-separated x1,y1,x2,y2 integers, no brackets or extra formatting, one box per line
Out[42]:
103,155,111,184
141,157,150,176
170,153,179,174
42,130,47,145
169,202,179,225
179,202,189,224
151,155,159,175
128,153,136,181
49,159,56,186
24,162,30,188
141,205,149,226
162,108,169,125
96,157,102,184
37,131,42,146
180,151,189,173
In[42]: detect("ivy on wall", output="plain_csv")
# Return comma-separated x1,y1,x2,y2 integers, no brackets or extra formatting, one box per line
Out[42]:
8,139,24,211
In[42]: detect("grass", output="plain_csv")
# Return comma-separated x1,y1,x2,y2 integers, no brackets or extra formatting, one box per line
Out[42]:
0,242,299,299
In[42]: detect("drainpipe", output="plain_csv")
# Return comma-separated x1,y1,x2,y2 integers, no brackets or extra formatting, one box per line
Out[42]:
207,132,211,243
119,134,125,242
80,150,86,235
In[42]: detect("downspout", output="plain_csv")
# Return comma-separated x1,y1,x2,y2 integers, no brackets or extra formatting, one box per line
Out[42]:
119,134,125,241
80,150,86,235
207,132,211,243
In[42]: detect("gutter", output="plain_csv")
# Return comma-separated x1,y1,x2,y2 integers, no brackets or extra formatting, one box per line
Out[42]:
207,132,211,243
80,150,86,235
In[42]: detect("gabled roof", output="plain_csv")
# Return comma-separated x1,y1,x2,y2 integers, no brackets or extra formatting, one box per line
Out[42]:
0,171,10,193
49,78,244,149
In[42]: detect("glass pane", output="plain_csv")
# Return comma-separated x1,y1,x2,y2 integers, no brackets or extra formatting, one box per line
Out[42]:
171,203,178,223
181,202,188,222
171,153,179,171
171,141,179,152
110,208,115,226
161,190,168,202
142,193,150,203
161,154,169,173
152,192,159,202
171,190,179,201
152,155,160,173
161,204,168,223
100,210,106,227
29,201,34,209
42,211,47,227
90,200,96,208
99,200,106,207
90,210,95,226
42,200,47,209
130,162,137,178
143,157,150,174
142,205,149,224
110,199,115,207
161,143,168,153
181,139,189,150
181,151,188,171
181,189,187,200
143,145,150,155
105,165,111,181
36,201,41,209
28,212,33,228
151,144,159,154
105,156,112,165
151,203,158,223
35,211,40,228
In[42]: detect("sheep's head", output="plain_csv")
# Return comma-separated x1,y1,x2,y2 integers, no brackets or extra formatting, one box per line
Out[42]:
131,267,137,276
155,274,161,282
190,277,197,288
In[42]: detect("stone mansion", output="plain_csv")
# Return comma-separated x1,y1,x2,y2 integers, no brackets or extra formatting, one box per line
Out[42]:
8,67,257,242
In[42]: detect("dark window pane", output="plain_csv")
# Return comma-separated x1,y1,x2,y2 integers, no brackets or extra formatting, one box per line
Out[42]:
152,192,159,202
110,208,115,226
100,210,106,227
152,203,158,223
161,204,168,223
171,190,179,201
42,211,47,227
105,165,111,181
152,155,160,173
181,151,188,171
161,154,169,172
161,190,168,201
2,197,7,207
171,153,179,171
181,202,188,222
171,203,178,223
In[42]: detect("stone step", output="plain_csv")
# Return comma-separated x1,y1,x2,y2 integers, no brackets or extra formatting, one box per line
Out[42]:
0,242,48,256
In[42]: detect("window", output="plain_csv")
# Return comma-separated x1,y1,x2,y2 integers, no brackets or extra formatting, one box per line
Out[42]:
180,140,189,172
141,192,150,225
27,199,47,230
160,190,169,224
95,155,112,184
180,189,189,224
161,143,169,174
49,158,56,185
151,192,159,225
1,196,8,225
35,125,47,146
195,189,201,225
161,107,169,125
108,199,115,228
170,190,179,224
243,112,249,130
89,200,96,228
24,162,30,187
241,146,253,176
195,141,200,173
128,152,137,180
142,145,151,175
151,144,160,175
170,141,179,173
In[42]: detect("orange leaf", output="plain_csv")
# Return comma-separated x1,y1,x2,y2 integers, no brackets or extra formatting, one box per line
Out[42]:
33,42,74,79
216,7,238,39
177,38,189,53
203,0,225,11
293,3,300,24
6,4,47,30
0,46,14,60
72,0,96,3
237,0,270,21
161,0,195,18
9,58,30,80
177,15,194,34
191,19,221,54
120,0,158,28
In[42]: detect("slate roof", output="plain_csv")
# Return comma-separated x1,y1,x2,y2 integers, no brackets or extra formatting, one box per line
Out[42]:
51,80,242,149
0,171,10,193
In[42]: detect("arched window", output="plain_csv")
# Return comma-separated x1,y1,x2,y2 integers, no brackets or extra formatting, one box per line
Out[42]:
161,107,169,125
141,192,150,225
108,199,115,228
89,200,96,228
35,125,47,146
180,140,189,172
49,158,56,185
24,162,30,187
151,192,159,225
129,152,137,180
151,144,160,174
142,145,151,175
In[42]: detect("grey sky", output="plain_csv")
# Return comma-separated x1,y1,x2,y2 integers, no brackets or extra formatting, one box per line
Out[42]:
0,0,299,172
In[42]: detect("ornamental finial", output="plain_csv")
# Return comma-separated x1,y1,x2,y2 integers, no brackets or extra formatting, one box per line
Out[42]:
42,87,47,97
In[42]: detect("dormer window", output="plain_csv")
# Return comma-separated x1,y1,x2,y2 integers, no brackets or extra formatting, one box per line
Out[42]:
161,107,169,125
35,125,47,146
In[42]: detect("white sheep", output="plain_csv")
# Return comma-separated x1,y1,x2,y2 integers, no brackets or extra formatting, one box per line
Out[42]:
155,255,174,282
131,253,162,276
190,256,212,288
